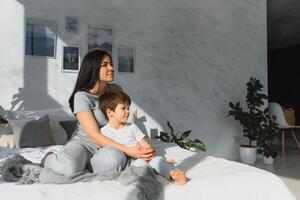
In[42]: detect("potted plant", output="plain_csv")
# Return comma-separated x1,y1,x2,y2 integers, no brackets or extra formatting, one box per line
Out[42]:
257,115,279,164
156,121,206,152
228,77,279,165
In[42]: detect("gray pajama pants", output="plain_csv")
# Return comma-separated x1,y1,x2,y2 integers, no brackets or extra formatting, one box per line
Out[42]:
130,156,177,180
44,136,176,180
43,136,127,176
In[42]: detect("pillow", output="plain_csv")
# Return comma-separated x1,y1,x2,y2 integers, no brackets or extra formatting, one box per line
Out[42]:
0,135,16,149
7,108,75,145
49,115,76,144
59,120,78,139
8,115,55,148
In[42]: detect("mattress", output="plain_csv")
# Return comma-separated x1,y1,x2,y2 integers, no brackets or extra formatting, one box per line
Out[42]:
0,140,296,200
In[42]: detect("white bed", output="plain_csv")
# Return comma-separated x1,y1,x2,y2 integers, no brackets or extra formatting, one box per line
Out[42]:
0,140,296,200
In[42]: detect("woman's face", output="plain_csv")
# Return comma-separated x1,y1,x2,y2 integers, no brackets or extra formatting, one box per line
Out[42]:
99,55,114,83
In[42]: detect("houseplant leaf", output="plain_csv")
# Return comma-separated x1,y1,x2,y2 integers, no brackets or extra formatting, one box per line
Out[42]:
180,130,191,140
157,121,206,152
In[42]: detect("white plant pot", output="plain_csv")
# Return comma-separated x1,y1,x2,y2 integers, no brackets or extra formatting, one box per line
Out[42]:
239,146,257,165
263,156,274,165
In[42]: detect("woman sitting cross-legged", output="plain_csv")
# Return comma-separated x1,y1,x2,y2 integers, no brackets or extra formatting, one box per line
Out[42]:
43,50,155,176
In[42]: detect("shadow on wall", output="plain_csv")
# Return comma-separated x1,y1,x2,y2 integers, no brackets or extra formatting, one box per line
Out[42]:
10,88,24,111
12,0,66,111
9,86,62,111
133,111,148,136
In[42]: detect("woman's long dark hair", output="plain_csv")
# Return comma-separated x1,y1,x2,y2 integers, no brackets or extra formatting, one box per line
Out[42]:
68,50,112,112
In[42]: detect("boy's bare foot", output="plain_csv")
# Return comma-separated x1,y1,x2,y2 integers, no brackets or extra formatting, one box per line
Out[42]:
170,170,187,185
167,159,175,164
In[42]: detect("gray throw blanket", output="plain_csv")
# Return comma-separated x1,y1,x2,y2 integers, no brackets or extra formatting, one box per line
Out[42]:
0,152,162,200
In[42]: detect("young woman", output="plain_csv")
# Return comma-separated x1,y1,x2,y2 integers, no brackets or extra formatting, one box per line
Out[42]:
43,50,155,176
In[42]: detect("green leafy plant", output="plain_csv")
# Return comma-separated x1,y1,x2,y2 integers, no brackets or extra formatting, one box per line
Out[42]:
156,121,206,152
0,115,8,124
228,77,279,158
257,115,279,158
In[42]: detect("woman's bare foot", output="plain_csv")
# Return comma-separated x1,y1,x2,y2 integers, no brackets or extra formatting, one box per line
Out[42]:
170,170,187,185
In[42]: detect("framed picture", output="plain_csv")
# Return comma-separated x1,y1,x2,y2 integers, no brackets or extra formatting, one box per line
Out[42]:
88,26,114,56
25,18,57,58
117,46,135,73
62,45,80,73
65,16,78,33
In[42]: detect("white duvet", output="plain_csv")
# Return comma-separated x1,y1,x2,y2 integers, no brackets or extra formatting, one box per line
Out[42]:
0,140,296,200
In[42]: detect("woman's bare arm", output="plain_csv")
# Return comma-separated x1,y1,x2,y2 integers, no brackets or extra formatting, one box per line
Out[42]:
76,111,155,159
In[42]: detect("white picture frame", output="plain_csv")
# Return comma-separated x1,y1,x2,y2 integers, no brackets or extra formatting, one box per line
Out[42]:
117,46,135,73
62,45,81,73
87,26,114,57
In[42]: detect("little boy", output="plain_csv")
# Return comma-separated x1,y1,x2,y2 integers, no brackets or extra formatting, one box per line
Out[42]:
99,90,186,185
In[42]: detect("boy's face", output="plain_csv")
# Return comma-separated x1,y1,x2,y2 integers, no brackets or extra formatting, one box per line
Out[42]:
107,103,130,124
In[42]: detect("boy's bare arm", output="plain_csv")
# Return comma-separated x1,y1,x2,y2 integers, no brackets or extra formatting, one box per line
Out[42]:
138,138,153,149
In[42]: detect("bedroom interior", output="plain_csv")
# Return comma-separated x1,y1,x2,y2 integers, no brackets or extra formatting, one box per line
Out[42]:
0,0,299,199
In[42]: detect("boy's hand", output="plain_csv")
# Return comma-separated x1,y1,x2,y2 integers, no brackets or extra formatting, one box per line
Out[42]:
125,145,155,160
140,146,156,160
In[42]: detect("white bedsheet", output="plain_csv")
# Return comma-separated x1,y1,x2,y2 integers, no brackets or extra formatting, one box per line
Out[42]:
0,140,296,200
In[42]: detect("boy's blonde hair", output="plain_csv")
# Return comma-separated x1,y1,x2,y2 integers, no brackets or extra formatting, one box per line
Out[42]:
99,90,131,120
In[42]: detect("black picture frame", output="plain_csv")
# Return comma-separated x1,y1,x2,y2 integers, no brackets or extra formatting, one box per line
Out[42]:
25,18,57,58
62,45,80,73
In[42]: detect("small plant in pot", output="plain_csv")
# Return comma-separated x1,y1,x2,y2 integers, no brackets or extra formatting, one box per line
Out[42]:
156,121,206,152
228,77,278,165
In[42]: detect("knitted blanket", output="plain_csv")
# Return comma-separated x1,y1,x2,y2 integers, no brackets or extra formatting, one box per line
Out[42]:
0,149,162,200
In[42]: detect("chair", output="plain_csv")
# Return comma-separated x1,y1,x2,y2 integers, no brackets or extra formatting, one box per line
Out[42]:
269,102,300,157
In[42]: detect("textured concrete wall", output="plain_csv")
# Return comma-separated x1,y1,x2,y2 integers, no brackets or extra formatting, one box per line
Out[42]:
0,0,267,159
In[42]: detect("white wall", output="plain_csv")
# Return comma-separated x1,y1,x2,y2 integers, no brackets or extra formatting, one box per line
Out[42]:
0,0,267,160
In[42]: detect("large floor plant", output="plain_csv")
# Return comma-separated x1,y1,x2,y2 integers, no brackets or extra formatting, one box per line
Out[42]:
228,77,279,164
257,117,279,160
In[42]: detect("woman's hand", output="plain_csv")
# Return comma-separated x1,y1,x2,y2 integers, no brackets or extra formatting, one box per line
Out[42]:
125,145,156,160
